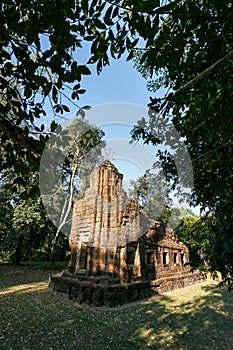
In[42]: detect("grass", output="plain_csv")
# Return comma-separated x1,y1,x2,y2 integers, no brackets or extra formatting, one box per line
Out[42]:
0,263,233,350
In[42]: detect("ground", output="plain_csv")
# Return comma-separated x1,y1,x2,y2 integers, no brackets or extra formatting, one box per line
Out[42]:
0,263,232,350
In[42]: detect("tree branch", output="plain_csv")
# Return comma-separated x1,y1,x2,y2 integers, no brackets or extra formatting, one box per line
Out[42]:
50,161,78,264
163,50,233,100
193,141,233,163
104,0,233,21
0,117,43,155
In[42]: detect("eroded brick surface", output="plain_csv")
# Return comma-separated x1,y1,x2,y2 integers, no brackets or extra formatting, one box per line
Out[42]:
50,161,204,306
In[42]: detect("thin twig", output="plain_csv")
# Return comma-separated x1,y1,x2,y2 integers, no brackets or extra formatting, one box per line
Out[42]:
192,141,233,162
163,50,233,100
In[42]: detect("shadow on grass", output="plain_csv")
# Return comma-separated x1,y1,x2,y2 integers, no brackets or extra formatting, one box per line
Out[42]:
129,282,233,349
0,263,60,289
0,265,233,350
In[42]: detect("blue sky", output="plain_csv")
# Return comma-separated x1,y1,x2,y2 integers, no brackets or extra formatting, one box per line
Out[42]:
74,56,200,215
46,47,199,215
65,49,158,183
69,53,152,111
40,39,156,182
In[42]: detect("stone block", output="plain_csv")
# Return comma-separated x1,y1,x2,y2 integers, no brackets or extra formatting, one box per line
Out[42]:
54,161,206,307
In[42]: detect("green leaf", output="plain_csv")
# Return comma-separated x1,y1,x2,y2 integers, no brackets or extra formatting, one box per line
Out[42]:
85,35,96,41
43,82,52,96
112,6,119,18
76,89,86,94
71,91,79,99
62,105,70,113
131,38,139,48
93,18,106,30
81,0,89,16
24,85,32,98
104,6,114,26
126,50,134,61
97,59,103,74
52,86,58,103
73,83,81,90
50,120,58,132
78,65,91,75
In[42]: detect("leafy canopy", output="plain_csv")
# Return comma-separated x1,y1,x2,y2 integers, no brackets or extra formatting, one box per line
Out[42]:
130,0,233,284
1,0,233,282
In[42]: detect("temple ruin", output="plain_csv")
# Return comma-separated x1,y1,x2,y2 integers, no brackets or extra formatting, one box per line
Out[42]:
49,160,204,307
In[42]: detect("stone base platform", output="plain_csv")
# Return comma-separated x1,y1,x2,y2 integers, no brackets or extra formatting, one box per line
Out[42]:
48,271,205,308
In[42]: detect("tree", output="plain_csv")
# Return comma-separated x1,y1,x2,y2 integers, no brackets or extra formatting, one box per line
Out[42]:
129,169,189,229
1,116,105,265
0,0,139,166
1,1,232,167
40,116,105,264
175,212,213,271
129,1,233,285
0,176,57,264
0,186,15,261
129,168,172,223
11,198,47,264
1,1,233,283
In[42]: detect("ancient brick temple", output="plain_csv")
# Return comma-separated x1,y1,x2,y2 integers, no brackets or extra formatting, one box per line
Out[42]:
49,160,204,307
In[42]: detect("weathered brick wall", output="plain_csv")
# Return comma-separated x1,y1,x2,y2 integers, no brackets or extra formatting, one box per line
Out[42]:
69,161,193,283
70,161,151,250
49,160,204,307
49,271,205,307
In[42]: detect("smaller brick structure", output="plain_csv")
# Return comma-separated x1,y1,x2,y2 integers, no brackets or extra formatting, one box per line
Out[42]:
49,161,204,307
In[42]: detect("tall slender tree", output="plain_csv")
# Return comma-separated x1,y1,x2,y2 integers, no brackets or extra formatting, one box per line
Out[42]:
1,0,233,284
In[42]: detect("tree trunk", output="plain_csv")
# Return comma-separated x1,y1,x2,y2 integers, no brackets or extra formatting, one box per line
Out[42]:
49,232,60,266
13,234,24,265
49,163,78,266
